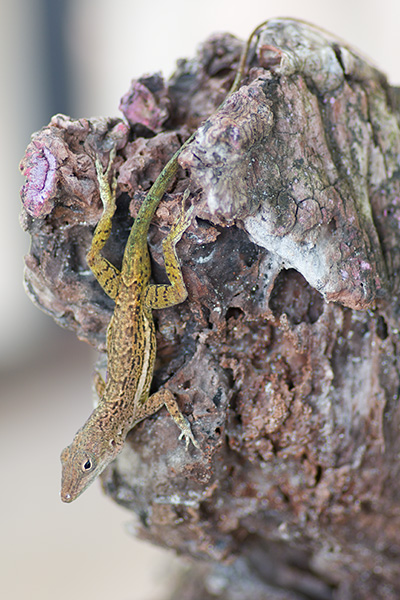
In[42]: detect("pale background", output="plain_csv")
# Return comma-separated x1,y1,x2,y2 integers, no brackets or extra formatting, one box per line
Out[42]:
1,1,399,599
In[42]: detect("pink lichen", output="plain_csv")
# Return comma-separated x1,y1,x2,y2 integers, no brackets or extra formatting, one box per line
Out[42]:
20,141,59,218
119,80,169,132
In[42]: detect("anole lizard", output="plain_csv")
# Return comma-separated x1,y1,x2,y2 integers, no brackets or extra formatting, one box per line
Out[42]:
60,22,265,502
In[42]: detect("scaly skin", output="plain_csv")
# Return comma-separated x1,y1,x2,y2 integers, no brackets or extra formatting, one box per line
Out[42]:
61,150,197,502
60,23,265,502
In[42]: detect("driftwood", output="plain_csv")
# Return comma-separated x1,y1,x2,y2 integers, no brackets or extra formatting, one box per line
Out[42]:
20,18,400,600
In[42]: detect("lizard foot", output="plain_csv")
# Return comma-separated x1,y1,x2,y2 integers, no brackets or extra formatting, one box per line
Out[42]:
95,146,118,213
178,418,200,450
164,188,195,247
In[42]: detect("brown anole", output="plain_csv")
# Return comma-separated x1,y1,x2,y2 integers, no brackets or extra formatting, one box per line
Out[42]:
60,22,266,502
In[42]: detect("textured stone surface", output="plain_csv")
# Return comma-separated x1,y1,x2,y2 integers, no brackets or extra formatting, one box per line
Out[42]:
20,18,400,600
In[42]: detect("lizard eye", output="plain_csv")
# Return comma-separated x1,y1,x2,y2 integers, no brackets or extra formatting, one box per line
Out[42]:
82,458,92,472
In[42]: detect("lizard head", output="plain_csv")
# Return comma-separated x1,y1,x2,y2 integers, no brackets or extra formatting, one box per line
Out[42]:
60,425,123,503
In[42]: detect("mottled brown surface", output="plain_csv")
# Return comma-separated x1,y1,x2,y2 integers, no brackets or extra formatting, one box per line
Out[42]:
20,18,400,600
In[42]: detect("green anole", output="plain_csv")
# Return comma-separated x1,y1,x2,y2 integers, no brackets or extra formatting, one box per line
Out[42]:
60,22,265,502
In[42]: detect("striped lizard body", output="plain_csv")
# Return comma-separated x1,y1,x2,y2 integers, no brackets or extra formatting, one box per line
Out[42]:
60,151,197,502
60,21,265,502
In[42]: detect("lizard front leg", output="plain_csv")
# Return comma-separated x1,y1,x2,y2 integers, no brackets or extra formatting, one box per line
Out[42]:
141,190,198,449
134,388,199,449
87,148,121,300
144,189,194,309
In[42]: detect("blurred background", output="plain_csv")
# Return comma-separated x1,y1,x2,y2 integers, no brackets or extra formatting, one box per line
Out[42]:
2,1,399,599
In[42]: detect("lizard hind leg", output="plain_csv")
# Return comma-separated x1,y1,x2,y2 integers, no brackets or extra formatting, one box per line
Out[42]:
164,188,194,247
86,148,121,299
145,188,194,309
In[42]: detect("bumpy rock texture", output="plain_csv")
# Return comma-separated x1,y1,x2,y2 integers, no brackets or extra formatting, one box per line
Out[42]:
20,18,400,600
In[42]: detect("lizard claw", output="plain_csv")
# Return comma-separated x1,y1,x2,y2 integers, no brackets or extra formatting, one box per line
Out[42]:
178,418,200,450
95,146,117,183
165,189,195,245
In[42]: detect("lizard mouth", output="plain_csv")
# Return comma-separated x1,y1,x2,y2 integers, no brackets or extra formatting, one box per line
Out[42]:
61,491,73,503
